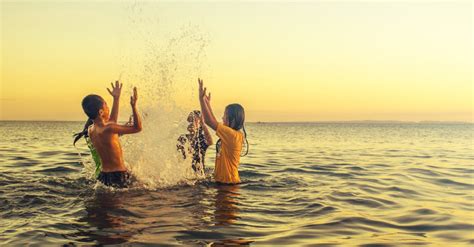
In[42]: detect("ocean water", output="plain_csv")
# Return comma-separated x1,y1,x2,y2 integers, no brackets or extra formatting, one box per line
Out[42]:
0,121,473,246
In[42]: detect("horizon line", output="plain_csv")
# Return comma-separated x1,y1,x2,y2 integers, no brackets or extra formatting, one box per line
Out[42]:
0,119,472,124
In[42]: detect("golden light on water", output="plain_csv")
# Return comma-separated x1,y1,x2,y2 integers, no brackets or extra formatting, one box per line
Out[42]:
1,1,472,122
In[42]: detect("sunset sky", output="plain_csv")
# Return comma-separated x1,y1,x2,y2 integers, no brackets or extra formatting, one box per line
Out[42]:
1,1,472,122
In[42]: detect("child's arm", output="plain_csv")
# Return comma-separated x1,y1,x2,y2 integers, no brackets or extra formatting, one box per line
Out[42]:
107,87,142,135
107,81,123,123
198,78,218,131
200,114,213,145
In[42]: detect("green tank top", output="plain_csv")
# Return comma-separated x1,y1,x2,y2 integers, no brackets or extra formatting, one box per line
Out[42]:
85,137,102,178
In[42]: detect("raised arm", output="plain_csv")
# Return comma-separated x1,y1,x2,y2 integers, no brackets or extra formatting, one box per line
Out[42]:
107,81,123,123
198,78,218,130
107,87,142,135
200,114,213,145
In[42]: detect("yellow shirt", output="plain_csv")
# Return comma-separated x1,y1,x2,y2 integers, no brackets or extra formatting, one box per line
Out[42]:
215,123,244,184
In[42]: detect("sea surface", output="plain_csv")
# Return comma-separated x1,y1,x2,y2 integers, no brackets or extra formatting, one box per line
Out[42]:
1,121,473,246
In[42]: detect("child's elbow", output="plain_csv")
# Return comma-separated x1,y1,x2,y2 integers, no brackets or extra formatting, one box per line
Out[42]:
135,124,143,132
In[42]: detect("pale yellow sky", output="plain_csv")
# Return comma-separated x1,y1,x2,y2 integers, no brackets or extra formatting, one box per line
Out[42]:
1,1,472,122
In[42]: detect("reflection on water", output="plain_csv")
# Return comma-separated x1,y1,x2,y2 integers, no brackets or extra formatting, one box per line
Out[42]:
72,184,251,246
0,121,473,246
214,185,240,226
210,185,253,246
175,184,252,246
82,191,133,245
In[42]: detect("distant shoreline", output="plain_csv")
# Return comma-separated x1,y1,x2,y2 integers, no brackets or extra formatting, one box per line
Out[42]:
1,120,472,124
250,120,473,125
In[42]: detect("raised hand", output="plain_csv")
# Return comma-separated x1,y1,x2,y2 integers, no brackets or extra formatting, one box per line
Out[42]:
198,78,211,103
197,78,217,131
198,78,205,101
107,80,123,99
203,91,211,104
130,87,138,107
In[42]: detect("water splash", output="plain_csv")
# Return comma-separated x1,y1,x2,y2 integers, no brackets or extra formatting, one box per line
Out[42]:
117,2,210,188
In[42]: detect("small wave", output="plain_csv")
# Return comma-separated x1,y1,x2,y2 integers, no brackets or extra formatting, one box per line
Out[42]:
38,151,65,156
407,168,441,177
239,170,270,178
327,196,391,209
303,216,474,233
433,178,473,188
37,166,79,173
386,186,420,195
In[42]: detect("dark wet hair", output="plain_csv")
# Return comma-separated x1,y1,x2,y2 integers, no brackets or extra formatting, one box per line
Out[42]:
216,104,249,156
73,95,105,146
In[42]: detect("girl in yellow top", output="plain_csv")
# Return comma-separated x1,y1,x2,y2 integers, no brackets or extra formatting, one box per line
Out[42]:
198,78,249,184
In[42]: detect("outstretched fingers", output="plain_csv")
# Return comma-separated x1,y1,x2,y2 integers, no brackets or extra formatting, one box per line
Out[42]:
107,82,114,95
115,80,123,90
198,78,204,93
108,80,123,98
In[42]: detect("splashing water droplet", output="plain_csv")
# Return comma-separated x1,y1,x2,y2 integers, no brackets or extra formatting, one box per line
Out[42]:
117,4,210,189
